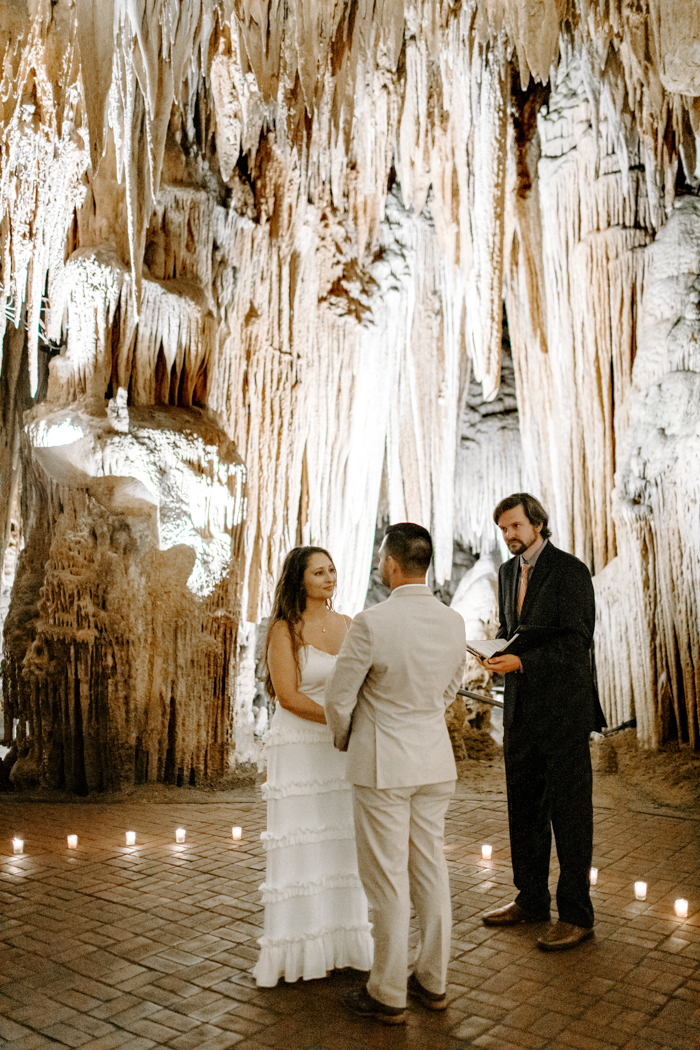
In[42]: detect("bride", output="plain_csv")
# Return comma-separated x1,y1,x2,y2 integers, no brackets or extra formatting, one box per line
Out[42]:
253,546,374,987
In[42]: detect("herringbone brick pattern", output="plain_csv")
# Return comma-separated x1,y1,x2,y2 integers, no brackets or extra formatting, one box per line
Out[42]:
1,789,698,1050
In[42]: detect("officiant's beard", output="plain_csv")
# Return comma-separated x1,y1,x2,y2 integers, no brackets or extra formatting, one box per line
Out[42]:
506,539,528,556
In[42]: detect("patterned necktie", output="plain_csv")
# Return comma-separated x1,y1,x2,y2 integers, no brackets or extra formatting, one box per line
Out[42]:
517,563,531,617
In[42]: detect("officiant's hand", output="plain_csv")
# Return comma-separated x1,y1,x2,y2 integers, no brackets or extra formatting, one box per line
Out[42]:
485,654,522,674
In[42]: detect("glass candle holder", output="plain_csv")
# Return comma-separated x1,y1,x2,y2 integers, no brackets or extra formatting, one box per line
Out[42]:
175,828,186,844
12,837,23,855
675,899,688,918
634,881,647,901
67,835,78,849
232,826,242,841
125,831,136,846
481,844,492,860
589,868,598,885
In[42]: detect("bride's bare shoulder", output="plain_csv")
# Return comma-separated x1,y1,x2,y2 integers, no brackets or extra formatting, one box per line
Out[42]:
268,618,294,648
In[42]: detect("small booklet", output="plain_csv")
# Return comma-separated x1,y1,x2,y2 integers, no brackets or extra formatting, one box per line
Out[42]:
465,635,519,661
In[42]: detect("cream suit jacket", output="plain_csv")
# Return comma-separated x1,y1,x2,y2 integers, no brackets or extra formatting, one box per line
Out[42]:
324,584,466,789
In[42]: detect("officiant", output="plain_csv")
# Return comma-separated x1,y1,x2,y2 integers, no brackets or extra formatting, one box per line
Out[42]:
480,493,606,951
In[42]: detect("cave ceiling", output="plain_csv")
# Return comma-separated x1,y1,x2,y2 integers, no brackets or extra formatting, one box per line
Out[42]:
0,0,699,785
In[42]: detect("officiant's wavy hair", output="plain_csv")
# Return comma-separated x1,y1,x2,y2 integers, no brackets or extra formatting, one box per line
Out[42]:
493,493,552,539
383,522,433,575
264,546,335,698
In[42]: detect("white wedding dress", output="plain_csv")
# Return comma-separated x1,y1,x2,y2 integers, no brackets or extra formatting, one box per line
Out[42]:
253,644,374,986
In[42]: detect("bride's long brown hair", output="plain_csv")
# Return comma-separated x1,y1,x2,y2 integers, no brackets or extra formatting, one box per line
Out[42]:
264,546,335,699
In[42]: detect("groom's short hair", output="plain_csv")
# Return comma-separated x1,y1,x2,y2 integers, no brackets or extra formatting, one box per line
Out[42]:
383,522,433,575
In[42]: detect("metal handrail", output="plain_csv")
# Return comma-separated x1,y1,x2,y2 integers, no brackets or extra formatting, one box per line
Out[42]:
456,688,503,709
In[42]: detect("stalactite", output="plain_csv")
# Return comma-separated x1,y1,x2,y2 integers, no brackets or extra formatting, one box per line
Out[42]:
464,35,509,399
107,0,216,299
454,339,524,555
507,46,653,572
45,246,215,411
0,14,89,395
384,202,463,584
595,197,700,746
46,248,126,405
399,4,510,400
210,168,463,617
1,0,700,768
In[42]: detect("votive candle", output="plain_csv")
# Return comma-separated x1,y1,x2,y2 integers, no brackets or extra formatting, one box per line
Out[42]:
675,899,688,919
232,826,242,841
12,837,23,855
481,844,492,860
634,881,647,901
125,831,136,846
67,835,78,849
589,867,598,885
175,828,186,844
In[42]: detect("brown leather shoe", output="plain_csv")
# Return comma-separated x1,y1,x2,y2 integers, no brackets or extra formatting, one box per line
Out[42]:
407,972,447,1011
537,921,594,951
343,987,406,1025
482,902,550,926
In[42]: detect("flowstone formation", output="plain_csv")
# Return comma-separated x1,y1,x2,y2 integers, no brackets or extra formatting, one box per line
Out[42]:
1,0,700,777
447,551,502,762
595,197,700,749
3,405,245,791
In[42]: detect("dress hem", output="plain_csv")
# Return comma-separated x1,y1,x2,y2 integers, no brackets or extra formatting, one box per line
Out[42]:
253,925,374,987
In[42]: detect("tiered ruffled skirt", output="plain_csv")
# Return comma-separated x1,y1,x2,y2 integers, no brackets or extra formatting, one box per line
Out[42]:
253,708,374,986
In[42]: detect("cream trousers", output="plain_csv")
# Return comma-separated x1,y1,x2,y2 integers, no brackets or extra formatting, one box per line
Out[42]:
352,780,455,1008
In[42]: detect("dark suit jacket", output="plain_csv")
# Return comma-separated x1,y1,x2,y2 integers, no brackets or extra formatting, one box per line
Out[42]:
497,541,606,735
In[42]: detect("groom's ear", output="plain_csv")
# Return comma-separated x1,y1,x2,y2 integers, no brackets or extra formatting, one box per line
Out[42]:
384,553,400,580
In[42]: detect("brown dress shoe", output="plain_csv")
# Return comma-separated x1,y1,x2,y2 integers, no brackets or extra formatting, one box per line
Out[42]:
343,987,406,1025
482,902,550,926
407,972,447,1011
537,921,594,951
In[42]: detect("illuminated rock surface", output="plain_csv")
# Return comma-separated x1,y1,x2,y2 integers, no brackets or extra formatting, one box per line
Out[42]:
3,406,245,791
1,1,699,784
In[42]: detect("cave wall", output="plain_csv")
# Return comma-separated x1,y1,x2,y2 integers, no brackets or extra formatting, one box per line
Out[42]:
2,405,245,790
0,0,699,773
595,198,700,749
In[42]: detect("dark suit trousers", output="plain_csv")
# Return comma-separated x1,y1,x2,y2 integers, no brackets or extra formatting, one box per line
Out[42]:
503,708,594,929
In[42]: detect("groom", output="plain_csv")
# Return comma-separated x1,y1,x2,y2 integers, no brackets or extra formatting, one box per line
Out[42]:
325,523,466,1025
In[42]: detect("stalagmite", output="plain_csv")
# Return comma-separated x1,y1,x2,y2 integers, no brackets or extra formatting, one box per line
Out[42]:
1,0,700,786
3,405,245,790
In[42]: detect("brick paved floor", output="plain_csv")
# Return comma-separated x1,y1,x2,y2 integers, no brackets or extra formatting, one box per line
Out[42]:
0,788,698,1050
